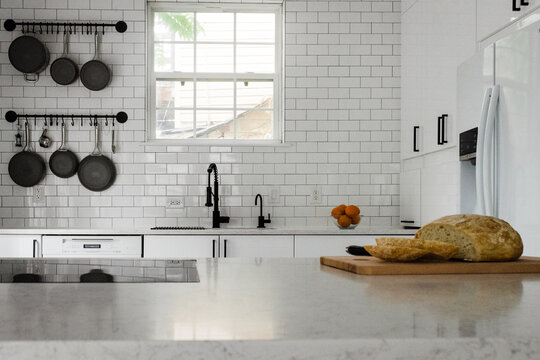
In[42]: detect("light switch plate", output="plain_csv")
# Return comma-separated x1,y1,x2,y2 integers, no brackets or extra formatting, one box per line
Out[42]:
269,186,280,205
33,186,45,204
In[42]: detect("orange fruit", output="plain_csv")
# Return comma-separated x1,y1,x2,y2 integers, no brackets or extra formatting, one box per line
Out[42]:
337,215,352,228
350,214,361,225
345,205,360,217
331,206,345,219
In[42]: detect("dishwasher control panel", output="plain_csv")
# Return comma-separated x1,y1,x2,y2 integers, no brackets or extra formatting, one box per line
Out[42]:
42,235,142,258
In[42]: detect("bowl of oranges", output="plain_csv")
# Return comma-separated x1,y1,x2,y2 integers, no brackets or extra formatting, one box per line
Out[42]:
331,205,361,229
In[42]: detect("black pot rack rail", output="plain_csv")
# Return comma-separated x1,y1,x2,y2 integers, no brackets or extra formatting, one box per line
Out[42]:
3,19,128,34
5,111,128,127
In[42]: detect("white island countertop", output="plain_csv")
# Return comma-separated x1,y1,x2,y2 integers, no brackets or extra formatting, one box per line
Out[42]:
0,226,416,236
1,258,540,359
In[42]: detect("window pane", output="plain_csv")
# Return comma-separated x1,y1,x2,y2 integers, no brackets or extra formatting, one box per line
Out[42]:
236,45,275,73
157,81,193,108
196,13,234,42
236,110,273,139
237,13,275,43
154,43,194,72
196,111,234,139
154,12,195,41
197,44,234,72
196,82,234,108
156,110,194,139
236,81,273,109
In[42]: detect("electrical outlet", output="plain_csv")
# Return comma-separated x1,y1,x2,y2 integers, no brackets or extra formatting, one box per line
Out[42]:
33,186,45,204
309,186,322,205
166,197,184,208
269,186,280,205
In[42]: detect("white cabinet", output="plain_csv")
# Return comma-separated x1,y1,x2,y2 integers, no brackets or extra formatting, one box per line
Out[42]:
477,0,540,41
401,0,476,159
0,235,40,258
400,168,422,228
401,150,459,227
295,235,413,258
144,235,217,259
220,235,294,258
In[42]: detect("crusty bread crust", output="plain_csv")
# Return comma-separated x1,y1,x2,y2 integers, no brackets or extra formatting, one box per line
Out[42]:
414,214,523,261
376,237,458,260
364,245,429,262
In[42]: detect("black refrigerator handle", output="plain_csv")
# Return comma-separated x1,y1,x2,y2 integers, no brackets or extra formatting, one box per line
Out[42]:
413,126,420,152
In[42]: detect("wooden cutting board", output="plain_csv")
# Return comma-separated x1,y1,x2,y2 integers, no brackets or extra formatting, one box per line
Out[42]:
320,256,540,275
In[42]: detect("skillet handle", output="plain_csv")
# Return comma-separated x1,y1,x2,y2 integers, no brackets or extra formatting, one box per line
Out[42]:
24,73,39,82
91,124,102,155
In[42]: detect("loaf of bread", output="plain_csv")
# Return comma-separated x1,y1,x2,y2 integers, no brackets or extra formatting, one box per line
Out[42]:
415,214,523,261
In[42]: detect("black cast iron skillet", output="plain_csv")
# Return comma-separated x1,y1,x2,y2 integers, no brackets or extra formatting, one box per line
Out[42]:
8,34,49,82
49,122,79,178
80,32,111,91
78,124,116,192
50,32,78,85
8,122,46,187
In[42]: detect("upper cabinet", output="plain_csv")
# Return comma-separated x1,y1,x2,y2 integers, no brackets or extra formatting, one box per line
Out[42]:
401,0,477,159
477,0,540,41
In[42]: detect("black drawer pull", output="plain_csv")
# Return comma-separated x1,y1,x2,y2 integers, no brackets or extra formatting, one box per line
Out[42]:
400,220,415,224
442,114,448,144
413,126,420,152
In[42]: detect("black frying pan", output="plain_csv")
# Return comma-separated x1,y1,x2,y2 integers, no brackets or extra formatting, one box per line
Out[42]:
8,122,46,187
8,34,49,82
80,32,111,91
49,122,78,178
50,32,78,85
78,124,116,192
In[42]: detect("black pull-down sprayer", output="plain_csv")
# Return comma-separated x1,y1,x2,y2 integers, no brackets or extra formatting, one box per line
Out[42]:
206,163,230,228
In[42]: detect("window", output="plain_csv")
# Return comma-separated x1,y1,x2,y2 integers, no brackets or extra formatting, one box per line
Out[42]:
148,4,282,143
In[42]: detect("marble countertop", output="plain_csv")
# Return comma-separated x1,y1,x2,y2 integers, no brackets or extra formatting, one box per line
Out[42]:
0,226,416,236
1,258,540,359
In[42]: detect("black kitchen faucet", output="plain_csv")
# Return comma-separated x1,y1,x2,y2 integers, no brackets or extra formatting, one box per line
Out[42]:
255,194,271,229
205,163,230,228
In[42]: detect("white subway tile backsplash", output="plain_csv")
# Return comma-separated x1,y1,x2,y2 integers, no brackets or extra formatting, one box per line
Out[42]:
0,0,400,228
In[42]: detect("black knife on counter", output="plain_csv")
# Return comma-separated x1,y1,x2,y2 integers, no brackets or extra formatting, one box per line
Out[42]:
346,245,371,256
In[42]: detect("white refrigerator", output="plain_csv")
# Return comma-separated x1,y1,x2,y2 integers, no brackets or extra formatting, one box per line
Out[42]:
457,18,540,256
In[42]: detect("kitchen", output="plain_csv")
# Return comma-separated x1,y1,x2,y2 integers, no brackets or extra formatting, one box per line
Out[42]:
1,0,540,359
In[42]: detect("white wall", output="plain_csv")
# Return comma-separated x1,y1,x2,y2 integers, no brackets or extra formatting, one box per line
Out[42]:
0,0,401,229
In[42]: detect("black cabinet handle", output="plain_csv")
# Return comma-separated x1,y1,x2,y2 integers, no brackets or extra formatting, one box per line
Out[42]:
522,0,530,6
437,116,444,145
442,114,448,144
400,220,415,224
413,126,420,152
212,239,216,258
33,239,38,257
223,239,228,258
513,0,521,11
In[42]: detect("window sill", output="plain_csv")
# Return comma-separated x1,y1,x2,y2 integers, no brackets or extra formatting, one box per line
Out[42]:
144,138,292,148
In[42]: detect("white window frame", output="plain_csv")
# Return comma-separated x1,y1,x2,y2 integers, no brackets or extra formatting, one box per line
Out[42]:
147,2,284,145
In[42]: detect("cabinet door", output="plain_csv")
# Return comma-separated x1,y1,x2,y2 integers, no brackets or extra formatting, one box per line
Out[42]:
0,235,40,257
420,153,459,225
295,235,414,258
144,235,217,259
400,168,422,228
477,0,540,41
220,235,294,258
402,0,476,158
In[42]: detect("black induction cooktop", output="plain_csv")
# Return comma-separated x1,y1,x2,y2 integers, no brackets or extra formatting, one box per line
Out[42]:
1,258,199,283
